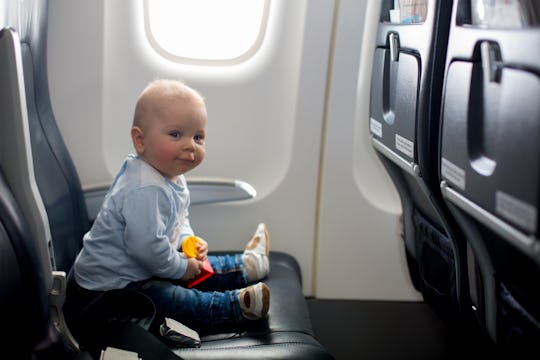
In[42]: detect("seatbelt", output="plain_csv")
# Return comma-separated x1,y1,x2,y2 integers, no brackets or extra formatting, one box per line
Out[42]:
103,320,184,360
76,289,184,360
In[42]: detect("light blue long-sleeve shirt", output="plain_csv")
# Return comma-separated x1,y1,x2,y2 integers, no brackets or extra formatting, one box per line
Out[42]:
74,154,194,291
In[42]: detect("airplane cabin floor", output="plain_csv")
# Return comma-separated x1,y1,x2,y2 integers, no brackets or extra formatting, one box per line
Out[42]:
307,299,497,360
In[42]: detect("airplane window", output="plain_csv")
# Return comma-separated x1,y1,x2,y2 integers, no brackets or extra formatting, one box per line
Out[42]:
143,0,269,65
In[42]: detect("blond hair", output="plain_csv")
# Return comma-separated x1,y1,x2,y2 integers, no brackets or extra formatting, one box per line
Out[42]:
133,79,205,128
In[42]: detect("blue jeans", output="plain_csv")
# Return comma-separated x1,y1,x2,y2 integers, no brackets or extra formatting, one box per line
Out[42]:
126,253,249,330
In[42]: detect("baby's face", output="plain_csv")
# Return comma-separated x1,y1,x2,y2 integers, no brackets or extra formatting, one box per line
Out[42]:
140,97,207,180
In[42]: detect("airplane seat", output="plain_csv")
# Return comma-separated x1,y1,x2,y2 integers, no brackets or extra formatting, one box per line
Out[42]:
18,0,90,276
439,0,540,351
0,169,51,358
369,0,479,335
0,169,94,359
0,0,333,358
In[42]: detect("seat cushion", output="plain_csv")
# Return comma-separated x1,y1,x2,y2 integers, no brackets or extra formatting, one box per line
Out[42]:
172,251,333,359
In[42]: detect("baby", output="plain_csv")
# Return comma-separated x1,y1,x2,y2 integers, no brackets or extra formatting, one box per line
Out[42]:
66,79,270,332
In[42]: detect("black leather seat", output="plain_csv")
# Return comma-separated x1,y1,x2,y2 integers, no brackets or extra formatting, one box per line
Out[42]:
0,170,51,359
171,252,331,359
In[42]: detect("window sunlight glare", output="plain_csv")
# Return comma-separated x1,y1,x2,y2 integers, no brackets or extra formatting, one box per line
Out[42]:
146,0,267,63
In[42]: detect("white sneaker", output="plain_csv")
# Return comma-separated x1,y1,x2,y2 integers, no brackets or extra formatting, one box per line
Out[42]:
238,282,270,320
242,223,270,282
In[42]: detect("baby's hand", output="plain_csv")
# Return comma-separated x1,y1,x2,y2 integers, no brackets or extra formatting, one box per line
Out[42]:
181,257,203,281
196,237,209,261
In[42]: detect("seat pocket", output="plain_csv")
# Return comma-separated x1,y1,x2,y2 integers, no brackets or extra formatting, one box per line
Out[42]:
414,209,459,324
497,282,540,346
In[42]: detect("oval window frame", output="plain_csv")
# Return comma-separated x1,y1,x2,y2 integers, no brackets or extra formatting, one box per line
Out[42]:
143,0,270,66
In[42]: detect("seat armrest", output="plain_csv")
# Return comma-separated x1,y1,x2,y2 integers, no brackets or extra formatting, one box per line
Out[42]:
84,177,256,222
187,177,256,205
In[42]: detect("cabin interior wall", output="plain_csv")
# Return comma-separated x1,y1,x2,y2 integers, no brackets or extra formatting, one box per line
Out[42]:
315,0,419,300
46,0,416,300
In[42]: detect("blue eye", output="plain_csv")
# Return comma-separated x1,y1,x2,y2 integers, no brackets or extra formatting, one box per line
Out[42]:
194,134,205,142
169,131,181,139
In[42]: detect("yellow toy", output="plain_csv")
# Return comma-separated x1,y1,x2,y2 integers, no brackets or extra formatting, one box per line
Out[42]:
181,235,214,288
181,235,200,258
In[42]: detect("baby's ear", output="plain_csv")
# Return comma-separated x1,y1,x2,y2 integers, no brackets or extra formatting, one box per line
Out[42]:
131,126,145,154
